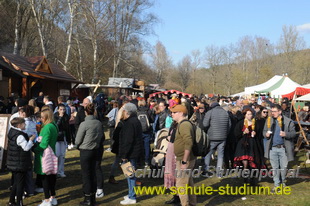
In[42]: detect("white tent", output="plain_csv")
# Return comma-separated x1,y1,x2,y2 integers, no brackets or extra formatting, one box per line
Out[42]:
230,91,246,97
269,76,300,98
296,93,310,101
244,75,283,94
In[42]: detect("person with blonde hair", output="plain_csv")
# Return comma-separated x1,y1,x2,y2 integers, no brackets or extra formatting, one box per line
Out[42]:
29,99,40,114
34,109,58,206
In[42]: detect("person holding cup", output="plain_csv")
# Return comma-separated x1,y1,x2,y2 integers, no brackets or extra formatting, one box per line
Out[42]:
263,104,296,192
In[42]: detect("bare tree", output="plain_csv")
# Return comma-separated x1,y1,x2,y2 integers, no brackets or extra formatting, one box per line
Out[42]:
151,41,172,86
204,45,222,94
110,0,157,78
63,0,78,71
177,55,192,92
190,49,201,94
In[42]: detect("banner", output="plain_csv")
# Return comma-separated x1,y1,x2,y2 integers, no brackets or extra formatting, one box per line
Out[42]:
0,114,10,169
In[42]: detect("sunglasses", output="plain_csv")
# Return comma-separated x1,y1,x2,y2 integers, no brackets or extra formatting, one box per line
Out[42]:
262,111,268,113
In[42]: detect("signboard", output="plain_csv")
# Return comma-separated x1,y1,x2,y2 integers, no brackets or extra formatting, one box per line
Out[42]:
0,114,10,170
60,89,70,96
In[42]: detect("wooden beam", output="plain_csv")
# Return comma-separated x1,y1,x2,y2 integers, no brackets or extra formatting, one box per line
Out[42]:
22,78,28,98
8,77,12,96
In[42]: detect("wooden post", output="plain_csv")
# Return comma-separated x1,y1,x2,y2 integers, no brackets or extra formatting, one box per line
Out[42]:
22,77,28,98
8,77,12,96
292,100,309,152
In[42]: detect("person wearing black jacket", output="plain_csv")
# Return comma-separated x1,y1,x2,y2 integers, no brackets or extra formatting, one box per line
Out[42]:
54,104,71,178
137,99,153,166
7,117,35,206
119,103,143,205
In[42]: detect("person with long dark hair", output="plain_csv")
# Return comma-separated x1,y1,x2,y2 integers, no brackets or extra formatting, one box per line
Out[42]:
75,103,104,206
234,108,265,185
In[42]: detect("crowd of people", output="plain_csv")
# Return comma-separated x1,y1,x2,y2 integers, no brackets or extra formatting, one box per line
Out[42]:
1,91,310,206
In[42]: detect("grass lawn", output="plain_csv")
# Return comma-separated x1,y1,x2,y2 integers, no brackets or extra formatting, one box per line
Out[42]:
1,130,309,206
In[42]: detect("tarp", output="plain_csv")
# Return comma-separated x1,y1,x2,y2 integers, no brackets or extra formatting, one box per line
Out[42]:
295,93,310,101
282,84,310,100
244,75,283,94
256,76,300,98
149,89,192,98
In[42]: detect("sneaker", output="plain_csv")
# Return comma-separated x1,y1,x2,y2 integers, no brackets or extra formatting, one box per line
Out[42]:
96,189,104,199
120,198,136,205
35,188,44,193
124,195,129,200
38,200,52,206
57,174,66,178
49,197,57,205
271,187,280,194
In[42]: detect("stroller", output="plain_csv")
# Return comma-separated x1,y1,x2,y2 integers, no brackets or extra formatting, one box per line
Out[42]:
151,128,170,169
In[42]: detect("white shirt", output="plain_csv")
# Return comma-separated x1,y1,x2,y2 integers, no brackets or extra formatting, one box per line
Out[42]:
12,126,34,151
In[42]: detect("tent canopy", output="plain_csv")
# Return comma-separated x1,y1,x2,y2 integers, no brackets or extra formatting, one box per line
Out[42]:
149,89,192,98
282,84,310,100
244,75,283,94
295,93,310,101
256,76,300,98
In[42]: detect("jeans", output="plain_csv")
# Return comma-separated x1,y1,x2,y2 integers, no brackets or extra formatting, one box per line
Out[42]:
110,156,121,177
96,146,104,189
204,140,226,173
125,159,137,200
142,132,151,163
80,149,97,194
9,171,26,204
56,141,67,176
269,147,288,187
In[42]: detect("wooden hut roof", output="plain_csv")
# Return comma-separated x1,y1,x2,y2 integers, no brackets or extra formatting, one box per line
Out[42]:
0,52,81,83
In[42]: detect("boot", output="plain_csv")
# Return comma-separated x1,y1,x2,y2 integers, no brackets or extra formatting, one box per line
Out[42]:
80,194,91,206
165,195,180,204
108,176,118,184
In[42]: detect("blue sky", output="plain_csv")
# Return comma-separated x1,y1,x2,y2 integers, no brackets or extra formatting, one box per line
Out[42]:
146,0,310,64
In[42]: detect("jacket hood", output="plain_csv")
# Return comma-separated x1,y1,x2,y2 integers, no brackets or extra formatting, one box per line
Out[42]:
210,102,220,108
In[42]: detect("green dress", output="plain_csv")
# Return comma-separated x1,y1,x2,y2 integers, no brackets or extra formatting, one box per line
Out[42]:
34,122,58,175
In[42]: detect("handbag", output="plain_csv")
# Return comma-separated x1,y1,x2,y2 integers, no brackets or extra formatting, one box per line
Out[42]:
108,109,117,127
121,161,135,178
42,146,58,175
107,119,116,127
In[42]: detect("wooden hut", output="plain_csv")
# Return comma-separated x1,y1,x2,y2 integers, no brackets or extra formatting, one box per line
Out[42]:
0,52,81,102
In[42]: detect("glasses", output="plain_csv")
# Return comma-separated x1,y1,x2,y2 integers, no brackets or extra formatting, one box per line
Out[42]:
271,110,279,113
262,111,268,114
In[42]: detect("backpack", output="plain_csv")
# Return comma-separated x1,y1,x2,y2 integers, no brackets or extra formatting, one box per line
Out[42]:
94,93,105,109
179,120,209,157
137,110,150,132
151,128,169,168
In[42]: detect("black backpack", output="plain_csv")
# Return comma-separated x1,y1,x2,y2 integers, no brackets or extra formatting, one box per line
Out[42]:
137,110,151,132
179,120,209,157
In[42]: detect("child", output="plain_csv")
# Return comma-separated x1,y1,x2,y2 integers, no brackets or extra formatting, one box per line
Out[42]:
7,117,35,206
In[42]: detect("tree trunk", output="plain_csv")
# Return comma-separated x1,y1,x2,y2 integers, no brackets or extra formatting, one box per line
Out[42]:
13,0,22,55
64,0,76,71
30,0,46,57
